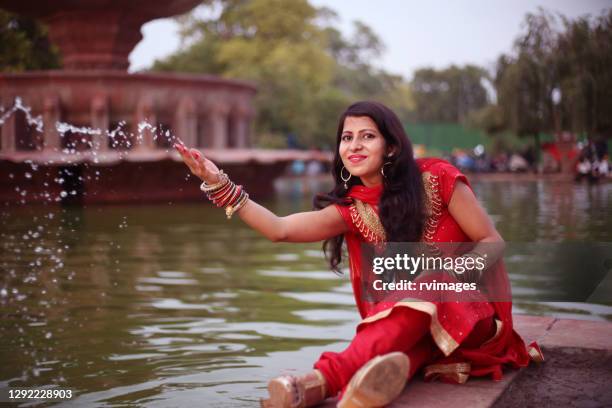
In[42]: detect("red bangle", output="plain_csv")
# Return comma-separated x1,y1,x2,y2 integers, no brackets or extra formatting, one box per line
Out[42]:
221,185,241,208
209,182,232,201
213,183,235,207
228,185,242,207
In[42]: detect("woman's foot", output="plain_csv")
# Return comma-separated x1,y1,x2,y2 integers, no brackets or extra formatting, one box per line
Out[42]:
261,369,327,408
337,352,410,408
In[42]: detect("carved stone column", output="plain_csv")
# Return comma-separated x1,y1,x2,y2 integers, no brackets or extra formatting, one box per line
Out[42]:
196,114,210,148
175,97,196,147
1,102,16,152
43,95,61,151
208,101,230,149
91,94,110,152
134,98,156,150
230,102,255,148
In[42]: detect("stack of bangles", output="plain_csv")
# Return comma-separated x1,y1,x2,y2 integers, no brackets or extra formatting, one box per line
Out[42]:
200,170,249,219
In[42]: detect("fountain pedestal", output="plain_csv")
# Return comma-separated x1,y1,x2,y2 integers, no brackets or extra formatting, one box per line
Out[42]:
0,1,283,205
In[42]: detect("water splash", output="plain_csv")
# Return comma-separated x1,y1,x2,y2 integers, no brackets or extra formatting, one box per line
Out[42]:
56,122,103,137
0,97,188,206
0,97,184,158
0,97,44,132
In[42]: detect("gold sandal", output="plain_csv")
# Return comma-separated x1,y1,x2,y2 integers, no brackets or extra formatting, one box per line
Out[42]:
261,369,327,408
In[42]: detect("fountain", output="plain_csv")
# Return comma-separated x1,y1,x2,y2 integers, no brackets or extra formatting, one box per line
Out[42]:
0,0,330,205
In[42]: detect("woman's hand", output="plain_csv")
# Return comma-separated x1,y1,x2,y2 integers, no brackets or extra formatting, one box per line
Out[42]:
173,142,221,184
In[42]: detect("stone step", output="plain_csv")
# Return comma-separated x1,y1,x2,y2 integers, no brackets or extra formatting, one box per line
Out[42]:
320,314,612,407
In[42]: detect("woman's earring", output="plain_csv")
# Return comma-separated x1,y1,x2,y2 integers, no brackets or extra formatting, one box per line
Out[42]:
340,166,352,189
381,162,392,178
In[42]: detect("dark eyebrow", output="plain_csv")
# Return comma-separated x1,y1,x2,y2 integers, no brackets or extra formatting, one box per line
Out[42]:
342,129,378,134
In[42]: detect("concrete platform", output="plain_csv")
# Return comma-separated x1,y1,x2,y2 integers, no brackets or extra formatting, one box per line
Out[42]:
320,314,612,407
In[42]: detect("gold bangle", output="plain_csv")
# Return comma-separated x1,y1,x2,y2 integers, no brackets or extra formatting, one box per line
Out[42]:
229,193,249,218
235,192,249,211
200,170,228,193
225,192,249,219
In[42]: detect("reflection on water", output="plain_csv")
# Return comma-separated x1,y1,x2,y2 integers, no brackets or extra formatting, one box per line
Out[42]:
1,177,611,406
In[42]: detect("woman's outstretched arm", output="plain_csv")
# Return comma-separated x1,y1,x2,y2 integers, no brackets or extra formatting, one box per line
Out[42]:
174,143,347,243
237,199,347,242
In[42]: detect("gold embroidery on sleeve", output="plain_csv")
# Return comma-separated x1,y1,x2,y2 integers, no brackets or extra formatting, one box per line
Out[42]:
349,199,386,243
421,172,442,242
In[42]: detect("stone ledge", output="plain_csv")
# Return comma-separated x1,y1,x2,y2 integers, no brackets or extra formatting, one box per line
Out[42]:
320,314,612,407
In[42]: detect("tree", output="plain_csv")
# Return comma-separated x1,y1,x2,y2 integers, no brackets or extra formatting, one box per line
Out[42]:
494,9,560,162
411,65,489,123
0,10,61,72
556,10,612,138
491,7,612,167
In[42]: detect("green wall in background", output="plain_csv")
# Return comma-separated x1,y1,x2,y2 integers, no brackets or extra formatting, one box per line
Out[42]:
404,123,488,152
404,123,557,154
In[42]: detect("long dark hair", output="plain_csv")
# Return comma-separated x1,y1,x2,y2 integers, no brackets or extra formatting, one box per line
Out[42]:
314,101,426,274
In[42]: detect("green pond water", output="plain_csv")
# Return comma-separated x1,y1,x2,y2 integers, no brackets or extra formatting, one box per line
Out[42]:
1,176,611,407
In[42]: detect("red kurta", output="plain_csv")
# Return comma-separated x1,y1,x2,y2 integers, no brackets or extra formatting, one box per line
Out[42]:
319,158,542,388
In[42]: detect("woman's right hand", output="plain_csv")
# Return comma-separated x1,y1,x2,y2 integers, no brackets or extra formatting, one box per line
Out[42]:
173,142,221,184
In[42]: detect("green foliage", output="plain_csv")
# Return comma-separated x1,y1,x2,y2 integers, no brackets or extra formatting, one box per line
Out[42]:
0,10,61,72
151,0,414,148
555,10,612,136
495,10,558,139
411,65,489,123
465,7,612,166
467,104,506,135
150,38,223,73
493,8,612,141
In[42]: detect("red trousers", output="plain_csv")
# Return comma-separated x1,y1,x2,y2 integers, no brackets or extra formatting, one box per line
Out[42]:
313,307,495,397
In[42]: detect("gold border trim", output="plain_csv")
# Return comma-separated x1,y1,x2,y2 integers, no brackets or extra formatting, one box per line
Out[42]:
482,318,504,346
424,362,471,384
527,343,545,363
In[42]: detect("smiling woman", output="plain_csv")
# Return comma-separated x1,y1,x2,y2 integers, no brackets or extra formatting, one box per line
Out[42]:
173,101,543,408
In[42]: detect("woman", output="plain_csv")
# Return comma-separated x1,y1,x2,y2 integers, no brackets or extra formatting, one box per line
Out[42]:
174,101,543,408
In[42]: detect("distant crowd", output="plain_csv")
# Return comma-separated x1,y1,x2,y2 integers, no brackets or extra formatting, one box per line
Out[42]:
444,139,610,183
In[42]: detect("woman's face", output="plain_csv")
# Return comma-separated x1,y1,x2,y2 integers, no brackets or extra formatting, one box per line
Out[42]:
339,116,391,187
